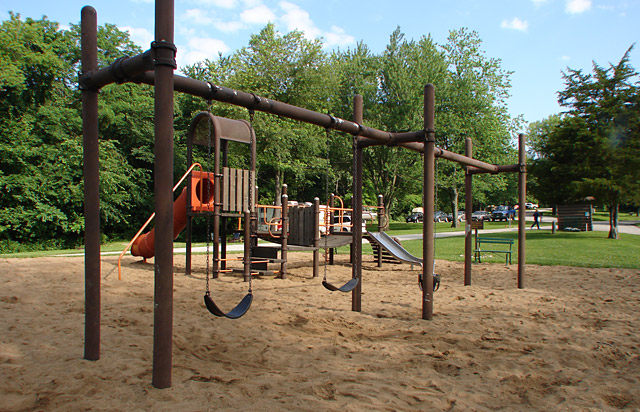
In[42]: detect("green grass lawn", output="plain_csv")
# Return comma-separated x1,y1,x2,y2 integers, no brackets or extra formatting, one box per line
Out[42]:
3,221,639,269
592,211,640,222
370,220,518,236
392,230,640,269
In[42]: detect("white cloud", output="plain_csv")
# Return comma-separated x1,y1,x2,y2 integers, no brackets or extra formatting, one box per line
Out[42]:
183,8,214,25
279,1,321,39
214,20,245,32
180,37,230,66
178,26,197,38
276,2,355,48
121,26,154,48
196,0,237,9
560,55,571,62
566,0,591,14
501,17,528,31
241,0,263,6
241,5,277,25
323,26,356,49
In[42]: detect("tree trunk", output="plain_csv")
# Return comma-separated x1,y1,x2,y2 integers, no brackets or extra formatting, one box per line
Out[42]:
450,187,459,228
274,171,282,206
383,197,393,231
608,203,619,239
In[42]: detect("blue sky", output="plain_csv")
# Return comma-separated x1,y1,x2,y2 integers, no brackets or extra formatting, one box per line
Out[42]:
3,0,639,127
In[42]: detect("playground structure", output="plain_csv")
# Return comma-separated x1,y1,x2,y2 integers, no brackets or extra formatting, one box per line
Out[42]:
119,117,380,282
79,0,527,388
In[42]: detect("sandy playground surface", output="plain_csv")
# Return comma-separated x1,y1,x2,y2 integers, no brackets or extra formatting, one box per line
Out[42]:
1,251,639,411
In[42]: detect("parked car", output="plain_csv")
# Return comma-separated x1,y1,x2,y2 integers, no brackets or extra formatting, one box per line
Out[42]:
406,212,423,223
525,202,539,209
471,211,490,221
491,205,516,221
434,211,449,223
447,210,466,222
362,208,378,221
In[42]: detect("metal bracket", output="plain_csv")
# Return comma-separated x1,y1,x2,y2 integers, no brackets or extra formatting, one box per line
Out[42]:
77,71,96,92
109,56,130,84
424,128,436,143
151,40,177,69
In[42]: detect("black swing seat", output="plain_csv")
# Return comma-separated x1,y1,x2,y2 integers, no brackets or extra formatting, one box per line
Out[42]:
204,292,253,319
418,273,440,292
322,277,359,293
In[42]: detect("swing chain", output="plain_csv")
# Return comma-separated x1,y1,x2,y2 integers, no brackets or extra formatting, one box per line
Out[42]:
247,108,255,293
322,126,332,282
205,102,213,295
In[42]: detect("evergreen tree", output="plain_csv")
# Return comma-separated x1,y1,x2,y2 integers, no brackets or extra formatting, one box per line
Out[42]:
533,46,639,238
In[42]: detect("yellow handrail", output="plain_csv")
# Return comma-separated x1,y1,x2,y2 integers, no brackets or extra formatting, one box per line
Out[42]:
117,163,203,280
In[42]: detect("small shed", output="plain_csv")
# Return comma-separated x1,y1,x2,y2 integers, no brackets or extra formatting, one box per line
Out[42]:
557,204,593,231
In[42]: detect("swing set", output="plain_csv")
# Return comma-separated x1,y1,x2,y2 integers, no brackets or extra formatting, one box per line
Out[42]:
79,0,528,388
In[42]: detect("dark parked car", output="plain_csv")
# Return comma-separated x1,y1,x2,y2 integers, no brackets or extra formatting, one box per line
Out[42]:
406,212,423,223
491,206,516,221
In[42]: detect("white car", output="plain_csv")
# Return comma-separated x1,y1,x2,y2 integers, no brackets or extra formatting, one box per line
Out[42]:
525,202,539,209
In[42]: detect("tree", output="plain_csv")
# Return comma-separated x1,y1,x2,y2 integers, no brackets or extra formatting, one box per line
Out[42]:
435,28,519,225
362,28,447,219
187,24,334,204
532,46,640,238
0,14,155,251
526,115,563,208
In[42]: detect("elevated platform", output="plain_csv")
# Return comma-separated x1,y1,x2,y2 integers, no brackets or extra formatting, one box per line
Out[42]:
257,231,353,249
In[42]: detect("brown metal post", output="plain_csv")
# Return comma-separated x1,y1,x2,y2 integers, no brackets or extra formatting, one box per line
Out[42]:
81,6,100,362
464,137,473,286
280,185,288,279
352,95,364,313
518,133,526,289
313,198,320,278
185,126,194,277
422,84,435,320
152,0,176,390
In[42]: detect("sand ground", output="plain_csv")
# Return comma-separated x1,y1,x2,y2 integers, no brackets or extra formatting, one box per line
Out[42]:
1,252,639,411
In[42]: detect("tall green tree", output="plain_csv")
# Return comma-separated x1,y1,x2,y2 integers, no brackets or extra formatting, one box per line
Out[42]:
0,14,154,251
526,114,562,208
363,28,447,219
188,24,335,204
532,46,639,238
437,28,519,225
326,42,380,201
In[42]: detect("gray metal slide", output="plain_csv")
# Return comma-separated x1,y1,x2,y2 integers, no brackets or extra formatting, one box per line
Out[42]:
367,231,423,267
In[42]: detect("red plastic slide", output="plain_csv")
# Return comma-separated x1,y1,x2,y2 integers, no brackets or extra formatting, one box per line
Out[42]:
131,188,188,259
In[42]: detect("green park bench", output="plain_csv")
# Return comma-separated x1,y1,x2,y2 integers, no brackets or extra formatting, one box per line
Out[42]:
474,237,514,265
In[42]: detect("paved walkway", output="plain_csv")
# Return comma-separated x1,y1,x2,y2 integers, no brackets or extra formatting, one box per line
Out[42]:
395,218,640,241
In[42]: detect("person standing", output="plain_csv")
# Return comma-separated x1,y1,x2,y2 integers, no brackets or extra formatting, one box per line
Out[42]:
531,209,541,229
